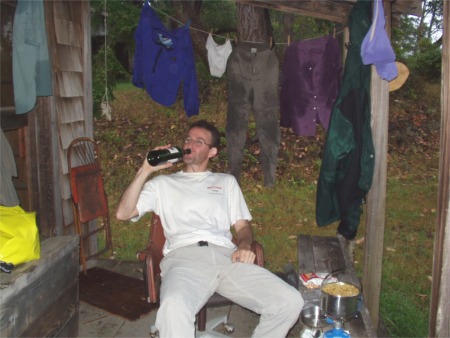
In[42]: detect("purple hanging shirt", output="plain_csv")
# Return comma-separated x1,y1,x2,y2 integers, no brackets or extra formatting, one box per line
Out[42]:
280,35,342,136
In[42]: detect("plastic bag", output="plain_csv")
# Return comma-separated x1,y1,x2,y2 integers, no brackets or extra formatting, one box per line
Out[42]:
0,205,40,265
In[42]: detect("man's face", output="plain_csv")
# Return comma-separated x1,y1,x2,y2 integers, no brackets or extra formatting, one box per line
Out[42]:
182,127,215,166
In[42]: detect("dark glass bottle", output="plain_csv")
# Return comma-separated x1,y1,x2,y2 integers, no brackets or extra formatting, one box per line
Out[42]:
146,147,191,166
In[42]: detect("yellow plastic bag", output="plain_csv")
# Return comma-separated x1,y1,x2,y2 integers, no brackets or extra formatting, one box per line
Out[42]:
0,205,40,265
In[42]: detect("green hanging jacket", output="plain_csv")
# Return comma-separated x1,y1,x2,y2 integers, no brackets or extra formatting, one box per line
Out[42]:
316,0,375,240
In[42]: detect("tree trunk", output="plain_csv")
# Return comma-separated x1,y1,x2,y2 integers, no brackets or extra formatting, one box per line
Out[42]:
415,0,427,53
171,1,209,66
236,3,272,44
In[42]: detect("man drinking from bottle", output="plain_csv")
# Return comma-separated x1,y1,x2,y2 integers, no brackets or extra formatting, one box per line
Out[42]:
116,119,303,338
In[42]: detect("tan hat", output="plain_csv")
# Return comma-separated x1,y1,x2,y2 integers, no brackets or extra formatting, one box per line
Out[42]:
389,62,409,92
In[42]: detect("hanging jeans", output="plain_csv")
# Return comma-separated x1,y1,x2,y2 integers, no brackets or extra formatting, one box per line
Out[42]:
226,42,280,187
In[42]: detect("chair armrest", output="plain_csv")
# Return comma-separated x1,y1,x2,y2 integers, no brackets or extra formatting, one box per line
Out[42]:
251,240,264,267
136,241,163,304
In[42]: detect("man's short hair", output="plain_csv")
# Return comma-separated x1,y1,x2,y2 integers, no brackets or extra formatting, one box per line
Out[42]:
189,120,221,150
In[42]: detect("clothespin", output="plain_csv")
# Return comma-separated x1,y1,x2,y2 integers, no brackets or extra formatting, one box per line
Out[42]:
269,36,273,48
287,34,291,46
333,27,336,38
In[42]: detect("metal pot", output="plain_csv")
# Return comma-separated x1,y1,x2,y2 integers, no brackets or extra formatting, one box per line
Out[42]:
300,305,328,328
321,281,360,321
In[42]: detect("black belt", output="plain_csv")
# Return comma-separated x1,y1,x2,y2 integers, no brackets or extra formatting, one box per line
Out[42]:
197,241,209,247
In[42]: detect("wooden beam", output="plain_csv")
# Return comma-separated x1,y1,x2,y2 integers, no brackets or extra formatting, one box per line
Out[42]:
429,0,450,336
362,0,391,330
236,0,354,23
391,0,422,17
236,0,422,24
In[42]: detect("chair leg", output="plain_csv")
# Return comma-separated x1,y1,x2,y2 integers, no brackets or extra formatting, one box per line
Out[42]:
197,306,207,332
74,213,87,274
196,307,232,338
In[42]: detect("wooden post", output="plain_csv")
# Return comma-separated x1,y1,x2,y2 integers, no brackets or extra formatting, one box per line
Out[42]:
362,0,391,329
429,1,450,336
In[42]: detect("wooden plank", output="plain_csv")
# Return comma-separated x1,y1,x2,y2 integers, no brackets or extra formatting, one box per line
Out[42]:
236,0,421,24
21,281,78,337
56,71,83,98
56,97,84,123
237,0,351,23
362,67,387,330
0,236,79,337
312,237,334,272
60,121,85,150
56,45,83,72
391,0,422,17
314,236,346,273
52,309,79,338
28,97,59,237
81,0,94,138
429,1,450,336
297,235,376,336
62,198,75,230
345,307,376,337
298,234,315,273
53,1,73,20
54,18,81,47
362,1,391,329
61,172,71,200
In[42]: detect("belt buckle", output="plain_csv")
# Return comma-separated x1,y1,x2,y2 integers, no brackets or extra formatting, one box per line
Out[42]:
198,241,208,247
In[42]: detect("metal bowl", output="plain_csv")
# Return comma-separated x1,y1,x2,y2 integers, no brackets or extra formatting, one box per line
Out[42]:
300,305,328,328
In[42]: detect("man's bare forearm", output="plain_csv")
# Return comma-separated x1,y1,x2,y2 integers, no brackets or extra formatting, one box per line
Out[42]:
115,165,152,220
235,220,254,250
232,220,255,264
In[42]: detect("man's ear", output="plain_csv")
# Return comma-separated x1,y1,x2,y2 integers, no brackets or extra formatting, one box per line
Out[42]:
208,147,218,158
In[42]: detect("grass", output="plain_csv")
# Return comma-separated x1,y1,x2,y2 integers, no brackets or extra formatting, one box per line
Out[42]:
378,174,437,337
95,76,439,337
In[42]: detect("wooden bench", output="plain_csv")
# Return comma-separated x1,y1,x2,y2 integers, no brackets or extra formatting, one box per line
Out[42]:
297,235,377,337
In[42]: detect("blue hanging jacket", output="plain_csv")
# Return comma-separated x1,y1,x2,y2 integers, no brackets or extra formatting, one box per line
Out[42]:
132,3,199,117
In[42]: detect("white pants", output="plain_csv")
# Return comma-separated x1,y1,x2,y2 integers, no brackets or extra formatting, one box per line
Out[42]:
155,244,304,338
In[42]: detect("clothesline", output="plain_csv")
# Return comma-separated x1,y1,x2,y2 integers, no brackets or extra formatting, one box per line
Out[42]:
149,4,344,46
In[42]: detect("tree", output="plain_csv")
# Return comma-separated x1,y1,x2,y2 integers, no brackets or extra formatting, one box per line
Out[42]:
391,0,442,79
392,15,422,59
425,0,443,42
236,3,272,43
90,0,141,116
167,1,209,65
153,1,236,72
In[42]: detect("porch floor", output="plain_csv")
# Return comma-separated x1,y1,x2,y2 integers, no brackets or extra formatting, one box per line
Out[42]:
77,258,267,337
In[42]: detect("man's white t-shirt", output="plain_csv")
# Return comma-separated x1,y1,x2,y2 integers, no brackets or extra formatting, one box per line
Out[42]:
133,171,252,255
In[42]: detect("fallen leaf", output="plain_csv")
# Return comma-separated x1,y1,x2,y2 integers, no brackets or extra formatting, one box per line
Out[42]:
416,293,427,299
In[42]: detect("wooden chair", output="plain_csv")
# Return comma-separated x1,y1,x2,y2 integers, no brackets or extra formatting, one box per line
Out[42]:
67,137,113,274
137,214,264,332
